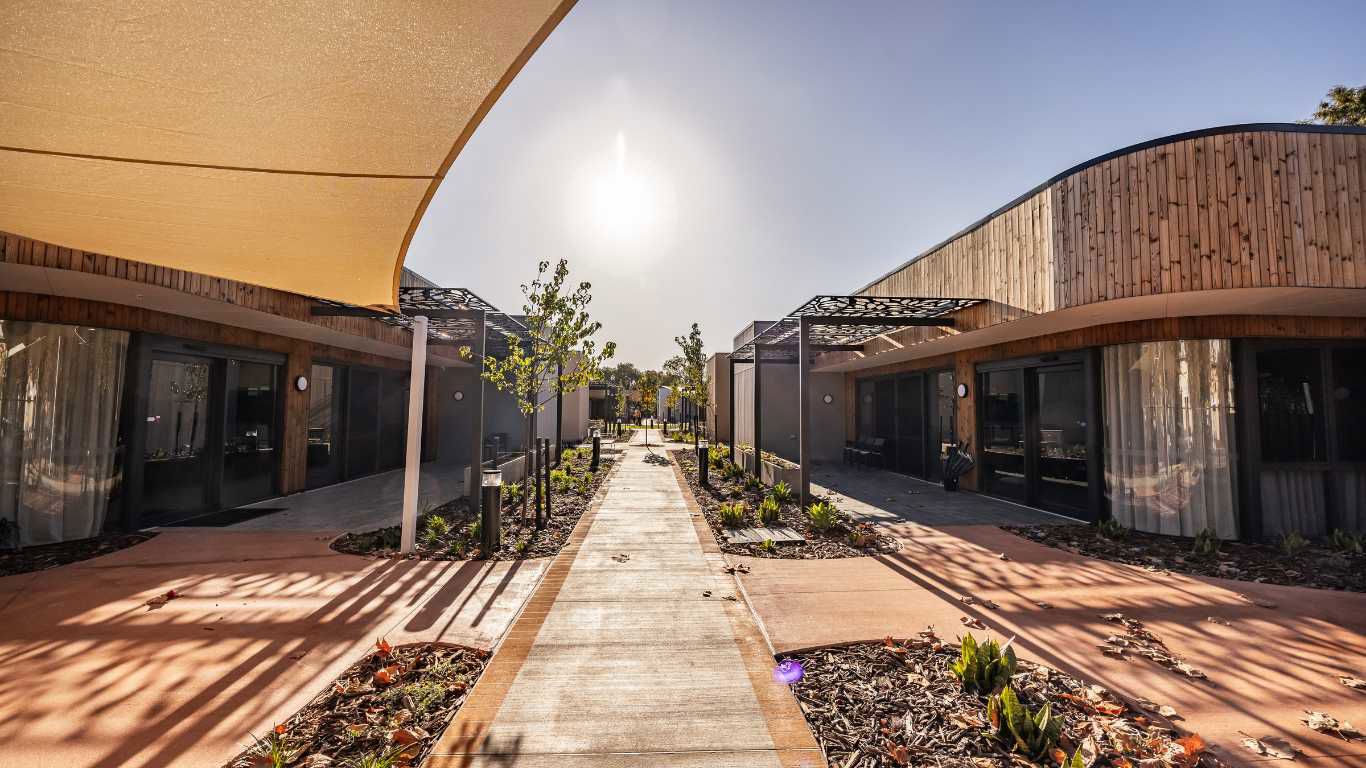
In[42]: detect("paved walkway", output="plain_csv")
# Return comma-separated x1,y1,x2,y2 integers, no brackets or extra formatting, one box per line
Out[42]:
813,463,1072,527
230,459,468,532
0,529,544,768
739,521,1366,767
432,430,822,767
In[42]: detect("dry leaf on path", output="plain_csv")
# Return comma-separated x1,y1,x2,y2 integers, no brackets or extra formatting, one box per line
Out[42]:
960,616,986,630
1240,733,1301,760
1340,675,1366,691
1302,710,1362,739
1206,616,1231,626
144,588,180,610
1034,600,1053,609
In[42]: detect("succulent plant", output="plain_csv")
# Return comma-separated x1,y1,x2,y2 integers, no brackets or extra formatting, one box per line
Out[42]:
987,685,1060,762
1279,530,1309,557
805,501,840,533
1097,517,1129,540
770,481,794,504
718,501,749,528
950,632,1016,695
1329,528,1365,554
758,495,781,525
1191,527,1221,557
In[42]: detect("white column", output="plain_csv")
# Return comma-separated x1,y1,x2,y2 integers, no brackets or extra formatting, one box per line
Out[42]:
400,315,429,555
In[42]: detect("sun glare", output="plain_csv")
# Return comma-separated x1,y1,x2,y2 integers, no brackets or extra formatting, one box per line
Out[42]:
581,131,662,246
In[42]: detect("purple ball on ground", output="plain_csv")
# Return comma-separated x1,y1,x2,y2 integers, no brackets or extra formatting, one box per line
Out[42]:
773,658,804,684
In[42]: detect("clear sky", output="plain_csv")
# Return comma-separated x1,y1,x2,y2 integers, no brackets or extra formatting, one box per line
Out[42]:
406,0,1366,369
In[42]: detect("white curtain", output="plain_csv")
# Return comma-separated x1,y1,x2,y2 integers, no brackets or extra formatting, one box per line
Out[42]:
1102,340,1239,538
0,321,128,546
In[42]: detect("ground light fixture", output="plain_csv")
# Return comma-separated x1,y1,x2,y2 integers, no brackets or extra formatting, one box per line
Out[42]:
697,437,709,486
591,428,601,472
480,469,502,552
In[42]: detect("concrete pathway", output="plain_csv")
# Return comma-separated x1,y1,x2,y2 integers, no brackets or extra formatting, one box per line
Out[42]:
813,462,1072,527
431,430,823,767
229,459,468,532
0,529,545,768
739,521,1366,767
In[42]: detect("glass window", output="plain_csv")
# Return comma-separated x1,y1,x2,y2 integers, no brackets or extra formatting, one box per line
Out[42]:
1036,366,1089,513
306,364,343,488
143,356,213,520
1257,348,1326,462
1332,349,1366,462
221,359,278,508
980,369,1026,501
0,321,129,545
1103,340,1238,537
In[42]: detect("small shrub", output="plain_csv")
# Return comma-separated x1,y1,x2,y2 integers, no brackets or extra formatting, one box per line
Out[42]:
422,515,450,547
758,495,781,525
550,468,572,493
343,745,412,768
718,501,749,528
758,538,776,553
502,482,523,507
742,474,762,492
1097,517,1129,540
514,538,529,553
707,444,729,469
805,500,839,533
987,686,1061,762
1191,527,1221,557
468,518,482,542
721,461,743,480
576,473,593,496
950,632,1016,694
561,447,579,462
770,481,794,504
1329,528,1365,554
447,540,466,558
1279,531,1309,557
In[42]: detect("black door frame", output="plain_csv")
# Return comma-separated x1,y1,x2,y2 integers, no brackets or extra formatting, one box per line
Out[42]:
305,360,350,490
976,350,1101,520
123,334,284,529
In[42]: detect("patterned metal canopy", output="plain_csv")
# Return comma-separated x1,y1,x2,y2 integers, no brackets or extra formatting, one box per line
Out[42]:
731,295,981,362
313,287,529,355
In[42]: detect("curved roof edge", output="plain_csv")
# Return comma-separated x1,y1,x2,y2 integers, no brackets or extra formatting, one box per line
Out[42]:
855,122,1366,296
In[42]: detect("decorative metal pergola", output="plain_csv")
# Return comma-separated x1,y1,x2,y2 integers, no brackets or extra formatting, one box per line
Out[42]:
312,287,528,553
728,295,982,509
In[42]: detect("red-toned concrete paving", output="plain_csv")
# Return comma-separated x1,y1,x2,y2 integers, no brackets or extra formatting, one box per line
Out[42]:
0,529,545,768
430,432,823,767
737,520,1366,766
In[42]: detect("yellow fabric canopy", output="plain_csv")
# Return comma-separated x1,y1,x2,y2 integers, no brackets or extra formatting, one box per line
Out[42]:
0,0,573,307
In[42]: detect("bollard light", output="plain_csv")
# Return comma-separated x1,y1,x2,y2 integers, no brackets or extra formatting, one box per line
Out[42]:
697,437,710,486
480,469,502,553
591,429,601,472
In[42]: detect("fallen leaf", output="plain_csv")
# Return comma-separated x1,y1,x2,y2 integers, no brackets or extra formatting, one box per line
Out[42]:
1158,705,1180,719
1240,733,1300,760
1340,675,1366,691
1034,600,1054,609
701,590,712,598
374,637,393,658
1206,616,1231,626
960,616,986,630
274,723,287,735
1173,734,1207,766
144,589,181,610
373,664,400,686
389,726,428,745
1302,710,1362,739
1239,593,1278,609
998,552,1010,561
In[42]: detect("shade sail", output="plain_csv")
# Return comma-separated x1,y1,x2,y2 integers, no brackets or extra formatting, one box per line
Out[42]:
0,0,574,307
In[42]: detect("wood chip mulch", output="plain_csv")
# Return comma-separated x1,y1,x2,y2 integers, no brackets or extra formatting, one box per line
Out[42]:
333,453,615,562
1004,524,1366,593
226,641,486,768
0,532,156,577
788,629,1223,767
670,449,898,559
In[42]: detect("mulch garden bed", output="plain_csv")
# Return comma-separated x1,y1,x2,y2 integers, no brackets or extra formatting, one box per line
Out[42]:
333,449,616,562
227,640,486,768
671,449,898,559
787,629,1222,767
1004,524,1366,594
0,532,157,577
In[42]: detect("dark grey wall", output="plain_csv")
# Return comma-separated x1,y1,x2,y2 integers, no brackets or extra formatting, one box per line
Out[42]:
732,363,845,464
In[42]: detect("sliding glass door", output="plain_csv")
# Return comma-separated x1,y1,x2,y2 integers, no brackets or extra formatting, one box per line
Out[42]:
978,354,1097,519
853,369,954,480
142,354,217,523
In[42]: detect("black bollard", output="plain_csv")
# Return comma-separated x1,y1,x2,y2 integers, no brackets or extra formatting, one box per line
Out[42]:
591,432,601,472
480,469,502,552
697,440,709,486
541,438,552,526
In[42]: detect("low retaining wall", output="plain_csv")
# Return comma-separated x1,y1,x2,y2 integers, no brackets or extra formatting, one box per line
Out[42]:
737,449,801,489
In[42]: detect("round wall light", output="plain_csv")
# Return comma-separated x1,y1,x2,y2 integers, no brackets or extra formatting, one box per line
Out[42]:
822,393,834,404
453,390,465,402
294,375,309,392
956,383,969,398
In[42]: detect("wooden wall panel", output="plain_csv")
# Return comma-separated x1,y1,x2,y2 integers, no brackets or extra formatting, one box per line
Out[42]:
855,128,1366,356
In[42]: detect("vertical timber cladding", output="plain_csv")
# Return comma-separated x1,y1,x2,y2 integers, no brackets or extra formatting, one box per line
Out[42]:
854,127,1366,355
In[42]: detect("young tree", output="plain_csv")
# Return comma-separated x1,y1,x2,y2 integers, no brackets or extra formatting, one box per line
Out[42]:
637,369,662,423
1310,84,1366,126
671,323,710,449
478,259,615,527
